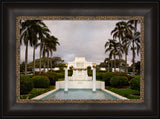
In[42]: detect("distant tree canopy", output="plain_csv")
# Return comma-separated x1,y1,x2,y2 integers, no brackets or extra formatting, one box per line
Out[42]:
52,57,64,66
57,63,66,71
21,57,64,70
100,59,127,68
129,61,140,74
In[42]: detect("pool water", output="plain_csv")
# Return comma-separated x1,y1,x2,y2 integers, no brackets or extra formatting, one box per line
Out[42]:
41,89,120,100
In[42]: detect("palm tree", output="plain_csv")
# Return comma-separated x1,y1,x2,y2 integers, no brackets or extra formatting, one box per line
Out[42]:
30,21,49,75
105,39,119,72
111,22,124,72
38,27,50,74
31,31,38,75
20,31,28,75
120,20,135,73
46,38,53,72
49,36,60,71
41,37,50,72
20,20,38,75
121,20,140,75
128,20,140,32
20,20,50,75
124,32,140,76
41,35,59,72
122,41,129,73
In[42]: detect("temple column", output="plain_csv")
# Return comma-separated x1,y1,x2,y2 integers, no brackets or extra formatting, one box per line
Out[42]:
72,70,75,80
92,65,96,92
64,64,68,92
85,69,88,80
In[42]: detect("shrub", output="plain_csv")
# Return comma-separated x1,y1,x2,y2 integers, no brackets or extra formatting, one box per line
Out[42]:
56,73,64,79
119,76,128,86
110,76,119,87
129,76,140,91
20,75,33,80
20,75,33,94
102,72,117,86
32,76,50,88
34,72,59,85
115,72,126,76
68,70,73,76
48,74,58,85
110,76,128,87
96,72,104,80
126,75,134,81
88,71,92,76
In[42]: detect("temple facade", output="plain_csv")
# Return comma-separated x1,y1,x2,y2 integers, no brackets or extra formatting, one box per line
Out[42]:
67,57,93,80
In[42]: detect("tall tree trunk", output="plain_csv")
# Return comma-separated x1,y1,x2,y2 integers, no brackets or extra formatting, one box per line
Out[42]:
33,45,36,75
132,41,135,76
114,55,116,72
47,53,49,72
43,54,46,72
125,53,128,73
119,38,121,72
25,42,28,75
132,50,135,77
39,44,42,74
51,58,52,71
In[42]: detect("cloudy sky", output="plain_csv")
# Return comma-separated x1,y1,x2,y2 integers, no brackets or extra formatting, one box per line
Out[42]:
20,20,140,66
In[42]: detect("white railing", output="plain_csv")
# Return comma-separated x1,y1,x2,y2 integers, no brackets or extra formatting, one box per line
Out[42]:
56,80,105,89
68,76,92,80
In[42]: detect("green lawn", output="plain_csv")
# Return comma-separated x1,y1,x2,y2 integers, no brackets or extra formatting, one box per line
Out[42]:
106,86,140,99
20,86,55,99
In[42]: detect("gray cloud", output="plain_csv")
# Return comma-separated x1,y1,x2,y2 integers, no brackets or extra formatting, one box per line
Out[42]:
20,20,140,65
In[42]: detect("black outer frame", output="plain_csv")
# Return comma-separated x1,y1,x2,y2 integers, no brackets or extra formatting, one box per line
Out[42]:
1,0,159,118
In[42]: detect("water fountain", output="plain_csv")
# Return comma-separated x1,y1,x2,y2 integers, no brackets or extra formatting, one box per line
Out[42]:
56,57,105,91
32,57,127,100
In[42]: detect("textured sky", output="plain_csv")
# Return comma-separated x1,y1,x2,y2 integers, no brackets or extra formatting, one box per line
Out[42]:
20,20,140,66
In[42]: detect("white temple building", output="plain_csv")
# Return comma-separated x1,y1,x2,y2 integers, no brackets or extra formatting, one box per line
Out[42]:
67,57,93,81
56,57,105,92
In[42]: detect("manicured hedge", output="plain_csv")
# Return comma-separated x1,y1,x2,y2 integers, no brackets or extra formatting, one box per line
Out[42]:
48,74,58,85
56,73,64,78
115,72,126,76
20,75,33,80
110,76,128,87
126,74,134,81
129,76,140,91
34,72,64,85
88,71,92,76
102,72,117,86
32,76,50,88
96,72,104,80
20,75,33,94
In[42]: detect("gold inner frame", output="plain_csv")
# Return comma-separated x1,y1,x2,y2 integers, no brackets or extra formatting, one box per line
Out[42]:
16,16,144,103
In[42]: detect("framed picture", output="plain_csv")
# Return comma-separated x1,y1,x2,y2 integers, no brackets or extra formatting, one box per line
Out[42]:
17,16,144,104
1,0,159,118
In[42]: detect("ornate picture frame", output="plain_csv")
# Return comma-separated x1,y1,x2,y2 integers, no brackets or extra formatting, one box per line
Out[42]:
1,0,159,118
